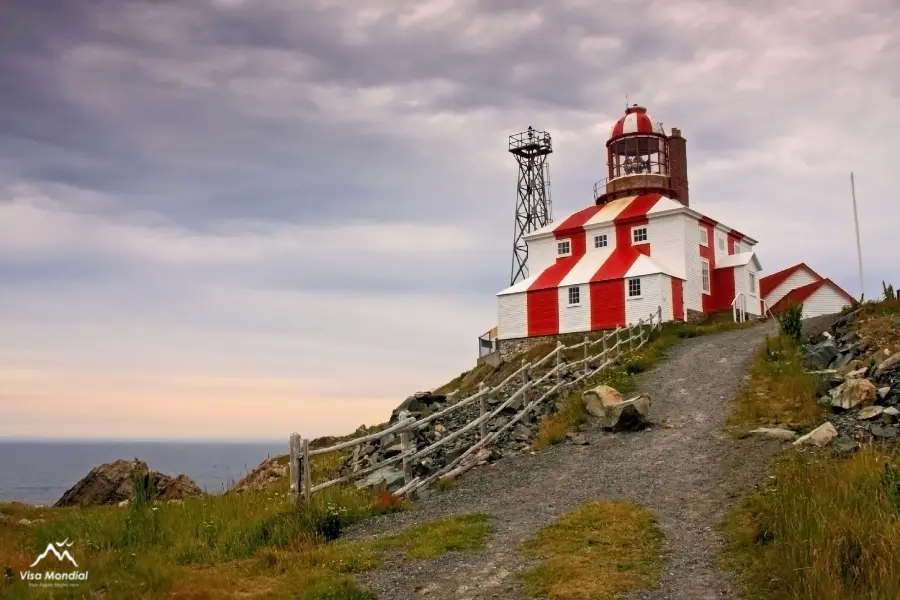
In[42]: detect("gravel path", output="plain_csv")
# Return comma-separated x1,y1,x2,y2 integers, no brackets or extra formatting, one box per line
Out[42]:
346,323,783,600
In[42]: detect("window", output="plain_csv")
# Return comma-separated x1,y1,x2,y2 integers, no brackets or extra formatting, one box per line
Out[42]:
699,226,709,246
701,259,711,294
594,234,608,249
717,233,726,253
627,278,642,298
568,286,581,305
557,240,571,255
632,227,648,243
748,271,757,294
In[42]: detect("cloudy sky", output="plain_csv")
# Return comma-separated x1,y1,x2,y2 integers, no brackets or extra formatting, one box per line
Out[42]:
2,0,897,441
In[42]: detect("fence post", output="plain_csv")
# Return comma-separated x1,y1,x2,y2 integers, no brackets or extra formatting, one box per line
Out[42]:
399,410,413,488
478,382,487,441
602,331,607,360
521,359,529,408
289,433,302,505
555,341,562,387
583,335,589,376
302,438,312,504
629,322,635,351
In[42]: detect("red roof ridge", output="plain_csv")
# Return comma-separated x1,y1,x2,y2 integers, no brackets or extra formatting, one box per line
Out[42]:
759,263,824,298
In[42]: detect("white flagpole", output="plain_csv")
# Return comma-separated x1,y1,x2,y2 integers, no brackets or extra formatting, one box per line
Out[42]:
850,171,865,301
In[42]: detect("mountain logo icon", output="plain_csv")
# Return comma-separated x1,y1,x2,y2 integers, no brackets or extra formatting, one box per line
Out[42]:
30,539,78,568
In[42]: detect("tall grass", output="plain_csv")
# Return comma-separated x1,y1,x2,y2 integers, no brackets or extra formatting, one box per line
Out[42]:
722,447,900,600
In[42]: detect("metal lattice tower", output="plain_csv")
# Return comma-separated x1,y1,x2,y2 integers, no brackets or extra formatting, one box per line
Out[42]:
508,126,553,286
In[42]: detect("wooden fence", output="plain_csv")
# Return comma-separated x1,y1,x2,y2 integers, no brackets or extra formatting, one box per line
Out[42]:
289,306,663,504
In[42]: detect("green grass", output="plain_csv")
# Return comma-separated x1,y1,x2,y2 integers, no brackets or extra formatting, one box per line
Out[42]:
727,334,824,434
374,513,491,559
721,447,900,600
519,500,664,600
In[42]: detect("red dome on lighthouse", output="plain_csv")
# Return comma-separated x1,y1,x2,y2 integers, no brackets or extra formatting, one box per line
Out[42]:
609,105,665,138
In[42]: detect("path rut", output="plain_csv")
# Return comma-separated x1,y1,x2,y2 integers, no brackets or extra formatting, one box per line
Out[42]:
346,323,782,600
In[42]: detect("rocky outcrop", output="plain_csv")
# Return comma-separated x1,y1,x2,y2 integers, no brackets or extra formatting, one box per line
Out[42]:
54,459,203,507
230,456,288,493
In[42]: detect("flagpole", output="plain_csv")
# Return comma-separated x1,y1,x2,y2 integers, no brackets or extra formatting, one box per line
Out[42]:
850,171,865,301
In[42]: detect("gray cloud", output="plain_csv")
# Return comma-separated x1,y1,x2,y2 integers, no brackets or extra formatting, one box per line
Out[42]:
1,0,898,438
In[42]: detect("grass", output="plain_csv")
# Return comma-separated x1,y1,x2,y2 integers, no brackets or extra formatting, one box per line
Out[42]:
518,500,664,600
0,459,488,600
531,319,756,450
726,334,823,434
721,447,900,600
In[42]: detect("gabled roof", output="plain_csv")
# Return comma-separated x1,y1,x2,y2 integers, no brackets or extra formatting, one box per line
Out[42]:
759,263,824,298
769,278,854,313
716,252,762,271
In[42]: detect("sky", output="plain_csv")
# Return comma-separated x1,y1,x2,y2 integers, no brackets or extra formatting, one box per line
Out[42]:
1,0,898,441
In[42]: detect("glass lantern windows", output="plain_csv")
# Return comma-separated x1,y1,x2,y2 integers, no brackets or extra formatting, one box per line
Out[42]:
608,135,668,179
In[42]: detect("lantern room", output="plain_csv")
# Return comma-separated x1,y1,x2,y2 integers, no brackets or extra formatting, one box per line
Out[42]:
594,104,690,207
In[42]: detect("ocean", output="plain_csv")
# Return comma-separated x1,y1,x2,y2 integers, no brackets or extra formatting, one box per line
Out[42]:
0,440,287,505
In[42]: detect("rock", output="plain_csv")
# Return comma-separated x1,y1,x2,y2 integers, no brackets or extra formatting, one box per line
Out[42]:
390,396,424,422
830,379,877,411
833,354,858,371
878,352,900,372
383,444,403,458
883,407,900,423
582,385,624,417
831,435,858,455
356,466,405,492
878,387,892,400
857,406,884,420
816,373,845,397
379,433,398,450
18,518,32,527
55,459,204,507
597,395,651,431
804,340,839,370
512,424,532,442
747,427,798,442
845,367,868,379
793,422,838,447
870,424,899,440
567,433,589,445
231,456,289,493
117,499,130,507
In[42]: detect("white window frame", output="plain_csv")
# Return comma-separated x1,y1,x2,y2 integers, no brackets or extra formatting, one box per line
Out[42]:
631,226,648,244
699,225,709,247
568,286,581,306
701,258,711,294
627,277,642,299
717,232,726,253
557,239,571,256
594,233,608,249
748,271,757,295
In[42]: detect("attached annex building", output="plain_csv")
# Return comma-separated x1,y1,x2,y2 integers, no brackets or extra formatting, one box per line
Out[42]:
496,104,767,341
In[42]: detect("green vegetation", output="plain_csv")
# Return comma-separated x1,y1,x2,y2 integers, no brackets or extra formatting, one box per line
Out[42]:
0,458,488,600
722,296,900,600
519,500,664,600
776,300,803,341
727,334,823,433
721,448,900,600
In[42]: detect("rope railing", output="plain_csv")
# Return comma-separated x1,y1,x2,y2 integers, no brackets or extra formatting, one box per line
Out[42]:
289,306,663,504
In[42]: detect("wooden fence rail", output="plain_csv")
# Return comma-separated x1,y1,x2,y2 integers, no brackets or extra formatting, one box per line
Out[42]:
289,306,663,504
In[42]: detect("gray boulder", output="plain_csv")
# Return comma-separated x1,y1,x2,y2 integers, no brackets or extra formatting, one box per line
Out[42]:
356,466,405,492
598,396,651,431
804,340,838,370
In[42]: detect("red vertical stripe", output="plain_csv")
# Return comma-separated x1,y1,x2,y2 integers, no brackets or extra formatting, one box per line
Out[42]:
699,219,717,313
527,289,559,337
590,280,625,330
672,278,684,320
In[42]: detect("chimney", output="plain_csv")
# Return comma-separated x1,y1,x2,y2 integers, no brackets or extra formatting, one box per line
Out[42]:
668,127,689,207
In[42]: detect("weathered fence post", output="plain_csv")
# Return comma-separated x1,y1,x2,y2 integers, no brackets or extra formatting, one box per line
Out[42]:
629,322,636,351
289,433,302,505
478,382,487,441
555,341,563,387
521,359,529,408
302,438,312,504
602,331,607,360
583,335,589,376
399,410,413,487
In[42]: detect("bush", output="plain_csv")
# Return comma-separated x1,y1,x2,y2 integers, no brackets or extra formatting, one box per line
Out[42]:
777,301,804,341
883,281,896,301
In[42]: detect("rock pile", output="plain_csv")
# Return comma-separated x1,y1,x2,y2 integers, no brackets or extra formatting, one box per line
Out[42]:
340,366,589,490
804,309,900,446
230,456,287,493
55,459,204,507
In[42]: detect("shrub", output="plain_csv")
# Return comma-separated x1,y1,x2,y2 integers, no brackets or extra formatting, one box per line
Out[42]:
883,281,896,301
371,489,406,515
776,301,804,341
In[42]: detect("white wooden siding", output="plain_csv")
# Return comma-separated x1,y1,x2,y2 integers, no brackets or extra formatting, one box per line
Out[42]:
682,215,703,314
765,268,819,307
659,275,674,322
558,285,590,334
625,273,663,326
497,292,527,340
647,214,686,278
584,224,615,255
526,237,556,275
801,286,851,318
